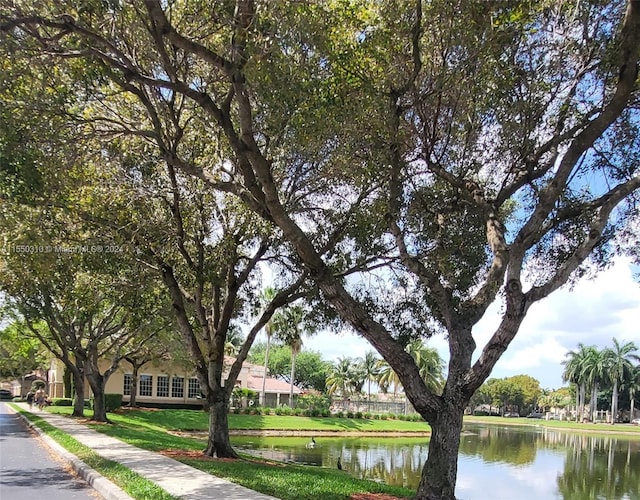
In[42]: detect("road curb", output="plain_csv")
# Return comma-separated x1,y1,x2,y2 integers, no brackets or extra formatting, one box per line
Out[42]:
9,405,134,500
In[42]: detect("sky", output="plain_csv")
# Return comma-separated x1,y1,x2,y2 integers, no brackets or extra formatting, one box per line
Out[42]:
292,257,640,390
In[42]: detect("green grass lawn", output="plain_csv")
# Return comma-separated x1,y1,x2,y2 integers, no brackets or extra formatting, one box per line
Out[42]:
37,406,640,500
47,406,431,433
43,406,416,499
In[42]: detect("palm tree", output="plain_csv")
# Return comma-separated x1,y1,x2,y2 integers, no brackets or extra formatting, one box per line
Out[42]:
326,356,355,398
581,346,608,423
626,365,640,421
359,351,381,401
563,343,591,422
376,359,402,400
604,339,639,424
406,340,445,394
349,361,367,398
259,287,276,406
288,334,303,405
273,304,313,407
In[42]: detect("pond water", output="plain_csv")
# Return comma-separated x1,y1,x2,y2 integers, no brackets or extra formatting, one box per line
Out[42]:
231,424,640,499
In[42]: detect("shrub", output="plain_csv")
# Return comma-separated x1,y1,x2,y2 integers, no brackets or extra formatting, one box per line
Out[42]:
232,387,258,399
105,394,123,412
335,411,344,418
232,407,241,414
355,411,363,419
294,407,304,416
363,412,372,419
281,406,292,416
297,393,332,413
51,398,73,406
346,411,354,418
321,409,330,417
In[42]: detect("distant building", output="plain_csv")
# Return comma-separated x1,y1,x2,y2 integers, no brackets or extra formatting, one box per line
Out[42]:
46,356,301,408
8,369,48,397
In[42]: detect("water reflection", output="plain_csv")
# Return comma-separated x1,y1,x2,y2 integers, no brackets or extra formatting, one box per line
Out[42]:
231,426,640,499
556,433,640,500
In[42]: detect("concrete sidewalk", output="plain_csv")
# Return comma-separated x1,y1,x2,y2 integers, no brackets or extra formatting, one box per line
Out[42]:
10,403,279,500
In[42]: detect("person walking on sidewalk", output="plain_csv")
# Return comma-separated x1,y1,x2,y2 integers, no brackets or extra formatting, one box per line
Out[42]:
34,388,48,410
26,390,35,410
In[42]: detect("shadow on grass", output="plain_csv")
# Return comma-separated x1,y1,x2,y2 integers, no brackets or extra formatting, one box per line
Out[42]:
179,457,413,500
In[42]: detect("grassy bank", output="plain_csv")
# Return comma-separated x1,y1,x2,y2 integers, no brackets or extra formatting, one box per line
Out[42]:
41,406,416,499
464,415,640,436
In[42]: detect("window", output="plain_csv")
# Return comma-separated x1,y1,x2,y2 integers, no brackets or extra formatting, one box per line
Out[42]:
156,375,169,397
139,375,152,397
123,374,133,396
188,378,200,399
171,376,184,398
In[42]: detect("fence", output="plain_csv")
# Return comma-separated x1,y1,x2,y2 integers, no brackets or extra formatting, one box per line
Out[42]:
330,398,418,415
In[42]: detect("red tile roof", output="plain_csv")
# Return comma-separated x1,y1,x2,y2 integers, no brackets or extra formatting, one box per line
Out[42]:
246,375,302,394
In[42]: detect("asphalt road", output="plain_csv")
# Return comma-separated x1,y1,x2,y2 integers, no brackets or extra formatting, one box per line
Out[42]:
0,402,104,500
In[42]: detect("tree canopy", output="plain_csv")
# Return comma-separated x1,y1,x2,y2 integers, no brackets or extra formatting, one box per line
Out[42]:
1,1,639,497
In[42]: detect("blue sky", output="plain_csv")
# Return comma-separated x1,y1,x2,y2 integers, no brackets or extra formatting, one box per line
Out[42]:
299,257,640,390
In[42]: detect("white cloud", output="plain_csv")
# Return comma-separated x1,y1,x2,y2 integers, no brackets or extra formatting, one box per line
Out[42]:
498,338,567,371
474,257,640,388
304,329,373,361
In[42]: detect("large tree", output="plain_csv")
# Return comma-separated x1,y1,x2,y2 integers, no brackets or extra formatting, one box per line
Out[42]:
0,319,48,381
251,344,329,393
603,338,639,424
2,1,640,497
96,162,307,456
1,266,152,421
271,304,315,406
563,343,592,422
582,346,609,423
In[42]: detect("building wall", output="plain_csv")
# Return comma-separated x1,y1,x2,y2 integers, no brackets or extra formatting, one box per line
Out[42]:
48,357,297,406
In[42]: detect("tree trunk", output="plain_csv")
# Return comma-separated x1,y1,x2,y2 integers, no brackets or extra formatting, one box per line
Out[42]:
260,335,270,406
578,383,586,422
591,384,598,422
203,395,239,458
86,372,109,423
71,369,85,417
63,368,72,398
416,399,465,499
611,381,618,425
289,351,297,407
129,362,139,407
